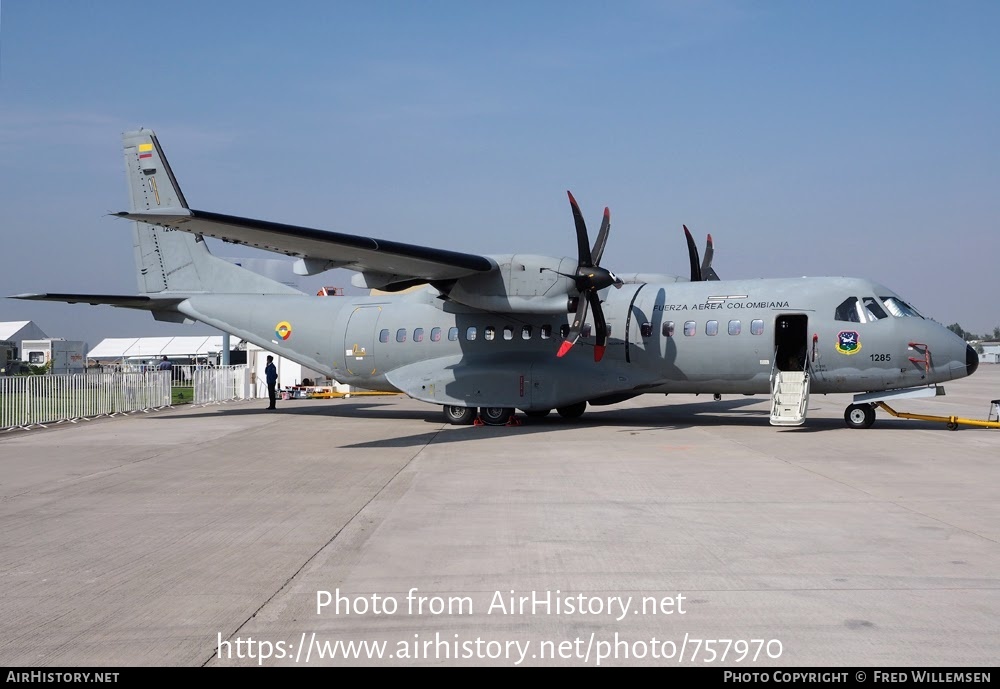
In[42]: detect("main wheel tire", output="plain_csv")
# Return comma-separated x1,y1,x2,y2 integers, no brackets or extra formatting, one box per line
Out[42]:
844,403,876,429
443,405,476,425
524,409,551,418
556,401,587,419
480,406,515,426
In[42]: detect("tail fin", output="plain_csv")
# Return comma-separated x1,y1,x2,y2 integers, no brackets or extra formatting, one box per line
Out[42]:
122,129,299,295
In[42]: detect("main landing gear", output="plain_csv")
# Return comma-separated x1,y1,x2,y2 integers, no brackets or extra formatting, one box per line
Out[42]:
479,407,515,426
443,405,477,425
442,401,589,426
442,405,516,426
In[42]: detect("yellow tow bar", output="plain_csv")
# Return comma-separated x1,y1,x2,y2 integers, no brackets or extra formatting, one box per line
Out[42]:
308,391,400,399
876,401,1000,431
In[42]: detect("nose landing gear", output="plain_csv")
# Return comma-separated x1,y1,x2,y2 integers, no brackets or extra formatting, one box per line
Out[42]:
844,403,877,429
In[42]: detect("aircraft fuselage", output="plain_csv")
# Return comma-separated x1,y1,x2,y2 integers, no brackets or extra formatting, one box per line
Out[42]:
176,275,976,412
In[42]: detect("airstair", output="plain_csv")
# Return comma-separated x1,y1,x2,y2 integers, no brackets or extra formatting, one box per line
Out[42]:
770,369,810,426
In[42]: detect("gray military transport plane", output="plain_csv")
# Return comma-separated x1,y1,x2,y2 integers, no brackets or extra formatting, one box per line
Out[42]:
13,129,979,428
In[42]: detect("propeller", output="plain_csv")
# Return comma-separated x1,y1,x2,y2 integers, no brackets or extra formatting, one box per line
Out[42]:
683,225,720,281
557,191,623,362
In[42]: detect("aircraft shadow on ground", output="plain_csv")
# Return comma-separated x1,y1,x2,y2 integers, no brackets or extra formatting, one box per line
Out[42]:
154,398,958,448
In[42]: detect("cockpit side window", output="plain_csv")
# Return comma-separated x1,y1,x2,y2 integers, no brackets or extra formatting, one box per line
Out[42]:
880,297,923,318
835,297,865,323
862,296,888,321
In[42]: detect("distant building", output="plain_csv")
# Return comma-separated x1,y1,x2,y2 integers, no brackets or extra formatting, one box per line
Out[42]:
978,341,1000,364
0,320,49,360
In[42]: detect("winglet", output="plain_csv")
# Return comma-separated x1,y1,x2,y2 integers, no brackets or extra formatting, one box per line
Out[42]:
594,345,606,362
557,341,574,358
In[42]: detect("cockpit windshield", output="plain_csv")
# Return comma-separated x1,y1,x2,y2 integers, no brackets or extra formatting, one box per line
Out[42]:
835,297,865,323
862,296,888,321
835,295,905,323
880,296,923,318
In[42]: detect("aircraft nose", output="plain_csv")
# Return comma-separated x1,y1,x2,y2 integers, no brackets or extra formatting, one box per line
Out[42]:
966,344,979,376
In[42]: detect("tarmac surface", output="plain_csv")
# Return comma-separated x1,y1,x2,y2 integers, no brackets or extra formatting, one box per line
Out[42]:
1,368,998,667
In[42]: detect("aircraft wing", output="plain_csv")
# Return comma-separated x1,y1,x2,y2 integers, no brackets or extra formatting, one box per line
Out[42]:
117,209,496,285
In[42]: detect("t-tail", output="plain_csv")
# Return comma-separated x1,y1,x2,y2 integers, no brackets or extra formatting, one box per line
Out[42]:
11,129,299,313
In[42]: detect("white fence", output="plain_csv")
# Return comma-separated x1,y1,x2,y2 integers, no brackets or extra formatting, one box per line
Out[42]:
1,366,257,432
1,371,172,431
193,366,254,405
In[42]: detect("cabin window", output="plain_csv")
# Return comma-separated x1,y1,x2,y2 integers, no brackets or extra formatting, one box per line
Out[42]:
379,329,389,343
862,297,888,321
448,327,459,341
504,326,514,341
430,327,442,342
640,322,653,338
581,324,592,338
751,319,764,335
683,321,696,336
466,326,477,341
663,321,675,337
522,325,532,340
706,320,719,336
540,325,551,339
413,328,424,342
560,324,570,339
835,297,865,323
880,296,923,318
485,326,496,341
728,320,741,335
396,328,407,343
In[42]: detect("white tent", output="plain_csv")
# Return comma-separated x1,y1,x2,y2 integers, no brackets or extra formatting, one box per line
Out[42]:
88,336,241,361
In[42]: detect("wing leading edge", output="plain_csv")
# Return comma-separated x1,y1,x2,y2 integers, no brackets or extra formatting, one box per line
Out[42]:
116,209,496,285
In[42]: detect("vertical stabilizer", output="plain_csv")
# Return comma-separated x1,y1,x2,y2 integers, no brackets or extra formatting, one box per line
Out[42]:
122,128,299,296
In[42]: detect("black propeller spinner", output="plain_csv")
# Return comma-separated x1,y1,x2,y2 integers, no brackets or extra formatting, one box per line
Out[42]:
557,191,623,362
683,225,720,281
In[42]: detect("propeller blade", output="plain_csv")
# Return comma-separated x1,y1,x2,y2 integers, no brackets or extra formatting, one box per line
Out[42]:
683,225,702,282
557,292,591,358
591,207,610,265
702,233,721,280
567,191,594,267
588,291,608,362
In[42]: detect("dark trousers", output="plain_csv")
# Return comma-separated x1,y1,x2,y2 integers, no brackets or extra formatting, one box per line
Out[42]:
267,383,277,408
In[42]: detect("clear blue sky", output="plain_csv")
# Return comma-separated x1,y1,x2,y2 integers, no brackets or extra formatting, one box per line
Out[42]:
2,1,998,349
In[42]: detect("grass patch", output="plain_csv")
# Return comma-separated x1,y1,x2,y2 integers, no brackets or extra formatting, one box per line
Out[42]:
171,386,193,405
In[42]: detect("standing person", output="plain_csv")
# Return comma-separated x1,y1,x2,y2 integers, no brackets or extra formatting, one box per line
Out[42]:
265,355,278,410
157,356,172,371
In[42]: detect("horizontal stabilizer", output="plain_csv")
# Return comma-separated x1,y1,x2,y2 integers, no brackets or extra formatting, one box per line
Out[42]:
116,209,497,283
10,293,183,310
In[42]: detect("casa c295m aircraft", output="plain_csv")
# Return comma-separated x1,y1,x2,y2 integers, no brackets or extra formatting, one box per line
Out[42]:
13,130,979,428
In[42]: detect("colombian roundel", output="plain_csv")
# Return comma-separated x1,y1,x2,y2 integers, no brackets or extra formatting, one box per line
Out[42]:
275,321,292,341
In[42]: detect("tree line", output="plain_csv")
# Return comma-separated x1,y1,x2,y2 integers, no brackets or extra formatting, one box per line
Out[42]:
947,323,1000,342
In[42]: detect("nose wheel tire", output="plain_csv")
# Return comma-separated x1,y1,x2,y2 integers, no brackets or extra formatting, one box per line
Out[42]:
443,405,476,425
480,407,515,426
844,403,876,429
